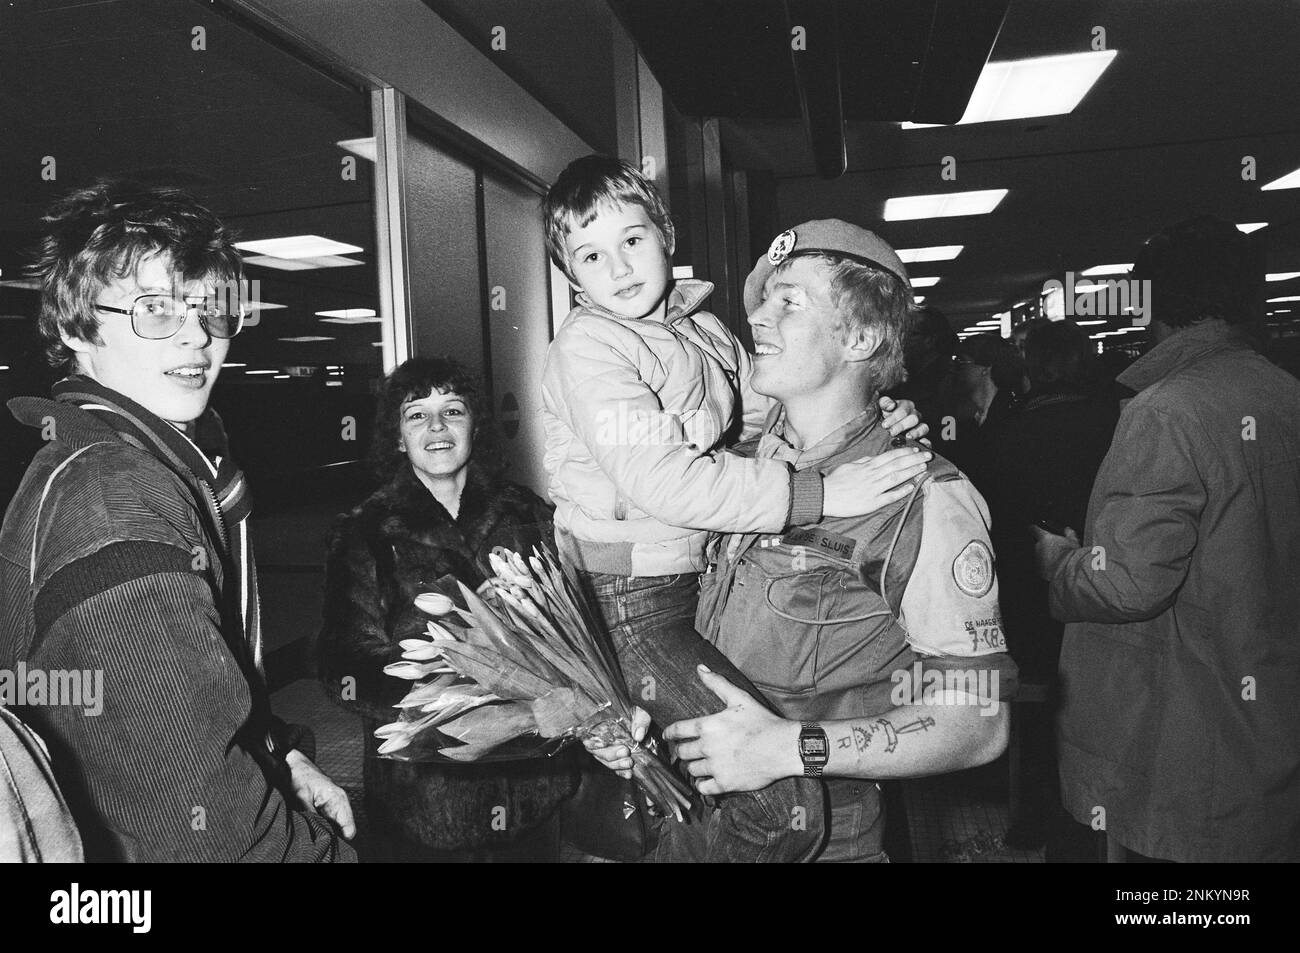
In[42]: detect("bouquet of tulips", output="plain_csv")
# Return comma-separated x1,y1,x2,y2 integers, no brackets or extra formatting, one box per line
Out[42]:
374,547,692,819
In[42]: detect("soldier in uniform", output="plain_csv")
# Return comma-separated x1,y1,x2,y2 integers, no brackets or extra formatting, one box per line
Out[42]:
595,220,1018,862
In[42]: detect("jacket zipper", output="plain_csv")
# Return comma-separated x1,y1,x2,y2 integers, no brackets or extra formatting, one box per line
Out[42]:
199,480,229,552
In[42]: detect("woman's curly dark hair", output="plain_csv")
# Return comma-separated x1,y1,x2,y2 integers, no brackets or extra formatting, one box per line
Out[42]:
368,356,502,485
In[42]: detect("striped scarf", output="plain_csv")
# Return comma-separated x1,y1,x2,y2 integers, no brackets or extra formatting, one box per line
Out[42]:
51,376,264,670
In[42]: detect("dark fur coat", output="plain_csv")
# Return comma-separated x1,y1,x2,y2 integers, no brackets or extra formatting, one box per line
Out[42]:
317,463,579,855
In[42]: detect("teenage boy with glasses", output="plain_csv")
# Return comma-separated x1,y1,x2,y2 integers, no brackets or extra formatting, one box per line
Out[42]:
0,180,355,862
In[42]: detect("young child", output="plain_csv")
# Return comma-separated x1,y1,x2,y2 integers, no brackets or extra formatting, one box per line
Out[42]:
540,155,928,862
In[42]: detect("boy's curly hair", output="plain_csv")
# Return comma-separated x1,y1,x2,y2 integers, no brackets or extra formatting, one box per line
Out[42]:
32,178,243,373
542,154,675,284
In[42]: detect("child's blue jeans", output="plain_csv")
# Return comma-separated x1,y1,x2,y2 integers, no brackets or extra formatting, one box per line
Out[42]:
577,569,825,863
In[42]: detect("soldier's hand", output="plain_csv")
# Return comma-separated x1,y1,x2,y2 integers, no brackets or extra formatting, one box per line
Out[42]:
665,666,799,795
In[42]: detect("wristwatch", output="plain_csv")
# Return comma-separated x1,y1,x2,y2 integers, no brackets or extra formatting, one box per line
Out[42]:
798,723,829,778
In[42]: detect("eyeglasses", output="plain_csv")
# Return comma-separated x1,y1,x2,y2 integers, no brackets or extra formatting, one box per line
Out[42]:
94,294,244,340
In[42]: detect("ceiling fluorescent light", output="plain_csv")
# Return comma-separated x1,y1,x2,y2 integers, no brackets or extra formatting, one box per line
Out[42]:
236,235,363,259
961,51,1117,123
242,255,364,271
1261,166,1300,191
898,245,963,264
278,336,336,342
0,278,41,290
903,50,1116,127
1267,272,1300,282
245,369,279,375
1081,263,1132,276
1237,222,1268,234
1267,295,1300,302
911,277,941,288
884,189,1008,221
913,296,926,304
1076,320,1108,326
316,308,378,318
337,137,377,162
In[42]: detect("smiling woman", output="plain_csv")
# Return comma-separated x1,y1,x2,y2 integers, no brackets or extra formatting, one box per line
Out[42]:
317,356,579,860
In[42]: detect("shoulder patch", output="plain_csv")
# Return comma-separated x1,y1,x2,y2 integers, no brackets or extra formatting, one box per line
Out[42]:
952,539,994,598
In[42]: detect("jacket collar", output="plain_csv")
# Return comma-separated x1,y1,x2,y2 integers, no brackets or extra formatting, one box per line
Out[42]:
8,394,121,451
1118,320,1249,394
575,278,715,325
758,403,883,471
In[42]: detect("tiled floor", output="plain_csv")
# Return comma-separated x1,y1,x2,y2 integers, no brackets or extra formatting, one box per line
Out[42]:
272,676,1046,863
902,764,1045,863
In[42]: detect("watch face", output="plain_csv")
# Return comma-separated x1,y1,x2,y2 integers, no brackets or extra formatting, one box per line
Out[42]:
800,729,829,762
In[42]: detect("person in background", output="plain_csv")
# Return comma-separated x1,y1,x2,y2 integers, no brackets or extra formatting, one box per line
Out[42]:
1034,216,1300,862
893,305,957,433
541,156,929,862
943,332,1023,493
984,318,1118,854
0,180,354,861
1011,317,1051,389
318,357,579,861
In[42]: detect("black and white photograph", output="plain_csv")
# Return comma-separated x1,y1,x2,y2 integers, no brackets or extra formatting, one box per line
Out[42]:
0,0,1295,928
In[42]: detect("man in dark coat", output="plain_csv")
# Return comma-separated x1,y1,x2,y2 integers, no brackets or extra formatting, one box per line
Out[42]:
1035,216,1300,862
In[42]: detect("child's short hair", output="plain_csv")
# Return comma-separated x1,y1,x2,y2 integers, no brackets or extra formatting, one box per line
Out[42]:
775,253,913,391
33,179,243,373
542,155,674,283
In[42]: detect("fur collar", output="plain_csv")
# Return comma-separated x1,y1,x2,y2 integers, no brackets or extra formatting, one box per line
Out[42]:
352,463,541,556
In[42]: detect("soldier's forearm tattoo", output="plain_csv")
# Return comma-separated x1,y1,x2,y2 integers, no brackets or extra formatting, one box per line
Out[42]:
837,716,937,758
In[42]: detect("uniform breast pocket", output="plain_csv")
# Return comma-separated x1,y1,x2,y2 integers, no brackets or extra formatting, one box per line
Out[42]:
716,566,846,700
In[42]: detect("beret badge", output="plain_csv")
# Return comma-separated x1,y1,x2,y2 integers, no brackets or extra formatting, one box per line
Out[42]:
767,229,797,265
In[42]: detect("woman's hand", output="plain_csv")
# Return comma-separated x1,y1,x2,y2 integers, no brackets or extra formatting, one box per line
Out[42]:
879,395,930,444
285,749,357,839
822,447,931,518
582,706,651,779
